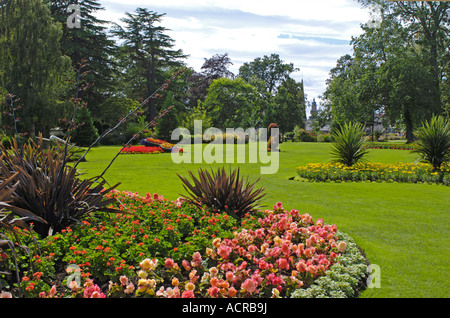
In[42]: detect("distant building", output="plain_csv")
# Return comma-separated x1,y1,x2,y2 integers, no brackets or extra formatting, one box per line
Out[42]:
305,98,329,133
310,98,317,118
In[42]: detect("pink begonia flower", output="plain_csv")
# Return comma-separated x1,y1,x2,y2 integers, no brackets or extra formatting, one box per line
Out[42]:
241,278,257,294
237,261,247,271
258,259,268,270
119,275,129,286
281,242,291,256
276,258,290,270
165,287,180,298
316,218,324,227
48,285,57,298
124,283,135,294
1,291,12,298
209,277,219,287
307,265,318,276
68,280,79,291
225,271,235,282
91,291,106,298
182,260,191,271
296,260,306,272
209,266,219,276
164,258,175,268
182,290,195,298
273,202,283,210
207,286,220,297
228,287,237,297
217,244,231,259
220,262,236,272
191,252,202,267
337,241,347,253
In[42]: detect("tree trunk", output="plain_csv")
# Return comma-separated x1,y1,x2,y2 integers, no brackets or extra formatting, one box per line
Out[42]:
404,107,414,143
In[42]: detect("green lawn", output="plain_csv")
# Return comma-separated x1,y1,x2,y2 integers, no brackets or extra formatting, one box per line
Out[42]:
76,142,450,298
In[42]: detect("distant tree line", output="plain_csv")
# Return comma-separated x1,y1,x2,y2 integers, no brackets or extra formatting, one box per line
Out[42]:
0,0,306,146
316,0,449,143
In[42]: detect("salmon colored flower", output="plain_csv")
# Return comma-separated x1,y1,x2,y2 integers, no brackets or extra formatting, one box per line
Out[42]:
241,278,257,294
337,241,347,253
276,258,290,270
119,276,129,286
185,282,195,291
182,290,195,298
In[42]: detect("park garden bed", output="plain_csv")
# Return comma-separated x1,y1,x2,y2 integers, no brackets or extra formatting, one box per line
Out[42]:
362,142,417,151
295,162,450,185
0,190,368,298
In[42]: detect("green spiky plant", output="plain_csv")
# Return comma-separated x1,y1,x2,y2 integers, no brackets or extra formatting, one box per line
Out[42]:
0,163,45,294
0,137,121,238
177,167,266,219
331,121,369,167
413,115,450,171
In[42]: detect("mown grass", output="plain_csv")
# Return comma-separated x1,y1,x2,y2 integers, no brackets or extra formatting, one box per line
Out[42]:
76,141,450,298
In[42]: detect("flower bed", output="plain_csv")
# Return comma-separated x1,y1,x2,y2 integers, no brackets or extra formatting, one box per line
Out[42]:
1,191,368,298
120,146,163,154
296,162,450,185
140,138,183,153
362,142,417,150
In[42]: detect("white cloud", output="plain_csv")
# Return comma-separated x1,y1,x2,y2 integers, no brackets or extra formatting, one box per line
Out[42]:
96,0,371,101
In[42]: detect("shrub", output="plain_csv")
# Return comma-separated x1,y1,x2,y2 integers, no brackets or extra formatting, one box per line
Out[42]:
0,168,45,294
293,127,316,142
177,167,266,219
413,115,450,170
331,122,369,167
71,107,100,147
0,137,121,238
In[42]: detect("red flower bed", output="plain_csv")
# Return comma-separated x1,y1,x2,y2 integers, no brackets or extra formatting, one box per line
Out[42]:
120,146,163,154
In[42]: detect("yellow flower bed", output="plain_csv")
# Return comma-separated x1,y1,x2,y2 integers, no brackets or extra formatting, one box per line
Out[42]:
296,162,450,185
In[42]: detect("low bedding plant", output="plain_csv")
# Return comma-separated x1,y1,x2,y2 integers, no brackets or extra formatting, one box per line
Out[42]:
0,191,368,298
362,142,417,151
296,162,450,186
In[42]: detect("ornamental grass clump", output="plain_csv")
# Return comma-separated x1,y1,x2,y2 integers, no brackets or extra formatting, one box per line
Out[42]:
331,122,369,167
413,115,450,171
177,167,266,219
0,137,121,238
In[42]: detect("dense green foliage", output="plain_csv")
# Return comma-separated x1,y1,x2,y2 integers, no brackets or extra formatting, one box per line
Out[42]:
322,1,449,142
0,0,72,135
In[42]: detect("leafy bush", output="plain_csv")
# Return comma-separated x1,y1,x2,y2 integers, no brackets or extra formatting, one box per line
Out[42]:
413,115,450,170
71,107,100,147
177,167,266,218
293,126,316,142
331,122,369,167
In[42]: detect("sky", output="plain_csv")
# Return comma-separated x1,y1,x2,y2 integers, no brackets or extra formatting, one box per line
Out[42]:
95,0,373,112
